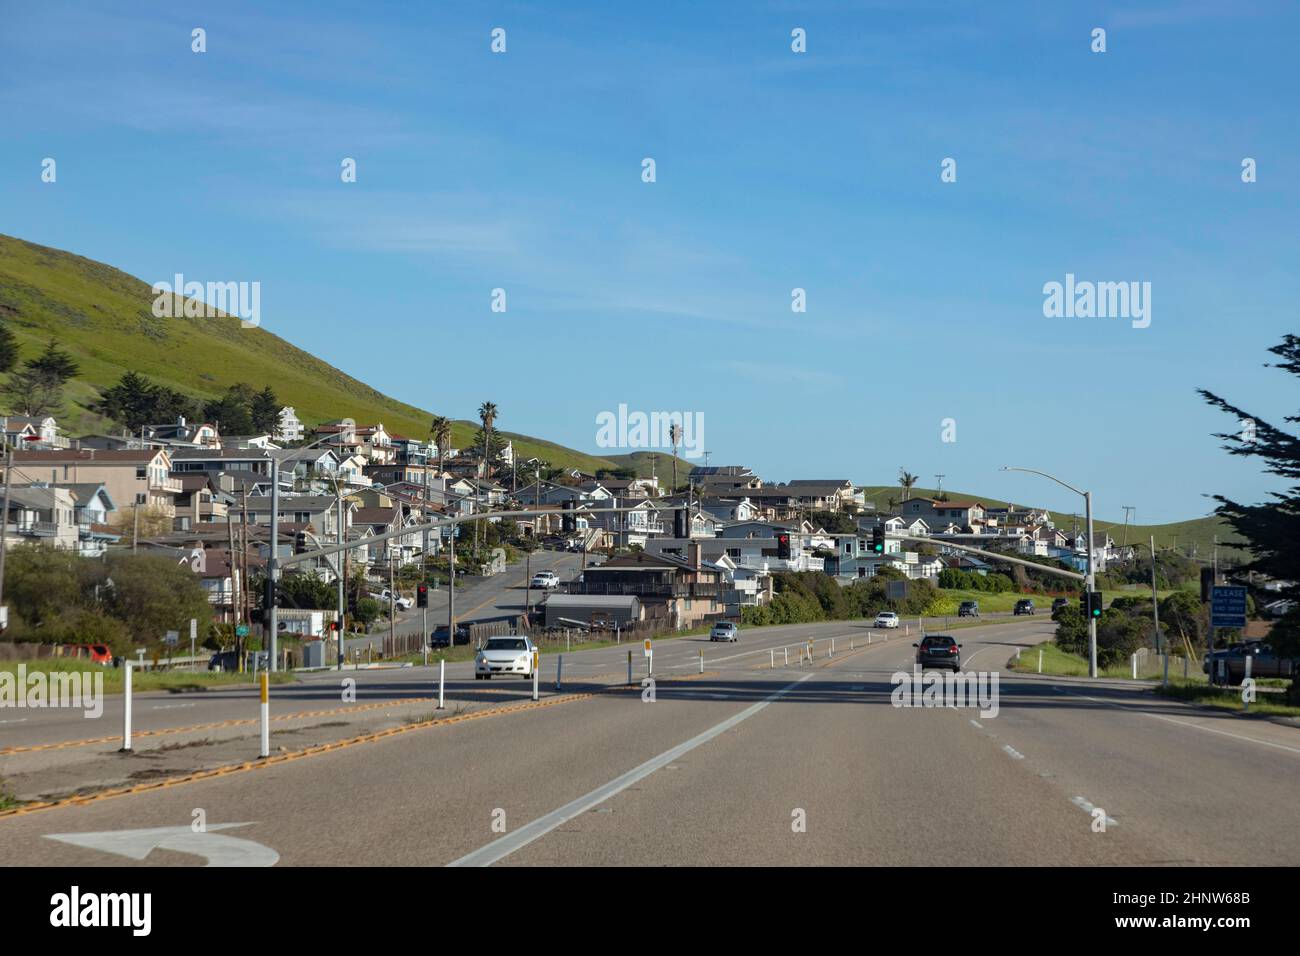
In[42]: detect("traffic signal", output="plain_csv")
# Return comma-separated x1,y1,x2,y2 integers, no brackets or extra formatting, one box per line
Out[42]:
1080,591,1103,619
871,525,885,554
777,532,791,560
294,531,308,554
416,584,429,608
562,499,577,534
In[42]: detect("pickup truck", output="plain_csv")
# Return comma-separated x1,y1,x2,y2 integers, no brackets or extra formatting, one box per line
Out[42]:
369,588,414,611
1203,642,1298,681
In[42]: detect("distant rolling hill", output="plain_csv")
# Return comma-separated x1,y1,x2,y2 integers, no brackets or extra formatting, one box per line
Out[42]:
0,234,614,473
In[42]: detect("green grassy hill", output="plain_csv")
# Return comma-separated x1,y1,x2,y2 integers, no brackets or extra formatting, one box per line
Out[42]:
858,485,1244,560
0,234,613,473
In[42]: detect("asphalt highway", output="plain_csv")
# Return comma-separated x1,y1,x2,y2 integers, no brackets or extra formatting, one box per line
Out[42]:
3,616,1297,866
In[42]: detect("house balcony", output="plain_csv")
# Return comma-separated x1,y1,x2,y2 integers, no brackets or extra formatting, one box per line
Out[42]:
150,475,183,494
16,520,60,537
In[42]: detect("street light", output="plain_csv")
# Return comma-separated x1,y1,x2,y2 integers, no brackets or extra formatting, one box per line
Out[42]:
1001,465,1099,677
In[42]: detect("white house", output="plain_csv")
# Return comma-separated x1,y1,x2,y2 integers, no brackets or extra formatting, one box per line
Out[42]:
275,406,305,443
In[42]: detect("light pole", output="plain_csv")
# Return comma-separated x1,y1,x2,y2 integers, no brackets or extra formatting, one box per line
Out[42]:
1001,465,1098,677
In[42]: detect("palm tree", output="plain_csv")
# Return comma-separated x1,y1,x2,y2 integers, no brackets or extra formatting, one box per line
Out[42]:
669,423,682,492
430,415,451,477
898,469,918,502
478,401,498,477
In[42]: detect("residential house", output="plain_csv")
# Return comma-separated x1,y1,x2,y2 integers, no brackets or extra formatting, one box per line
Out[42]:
7,448,182,518
2,415,66,449
64,483,119,556
572,546,725,630
275,406,305,444
142,417,222,448
2,484,79,550
172,474,230,531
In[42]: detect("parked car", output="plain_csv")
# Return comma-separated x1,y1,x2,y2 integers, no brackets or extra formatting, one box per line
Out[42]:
873,611,900,629
914,635,962,672
475,635,536,679
530,570,560,590
710,621,739,642
958,601,980,618
208,650,269,672
429,623,471,648
1013,600,1036,616
64,643,113,665
1203,641,1297,681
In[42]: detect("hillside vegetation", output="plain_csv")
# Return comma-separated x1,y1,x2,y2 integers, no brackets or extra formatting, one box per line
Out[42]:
0,233,614,473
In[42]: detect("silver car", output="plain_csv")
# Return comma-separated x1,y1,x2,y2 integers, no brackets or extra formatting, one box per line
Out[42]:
710,621,739,642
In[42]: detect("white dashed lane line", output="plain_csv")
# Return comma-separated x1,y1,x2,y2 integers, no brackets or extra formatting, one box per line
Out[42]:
1002,744,1025,760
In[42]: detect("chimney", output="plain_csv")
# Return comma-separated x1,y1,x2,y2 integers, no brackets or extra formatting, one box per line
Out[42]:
690,540,702,570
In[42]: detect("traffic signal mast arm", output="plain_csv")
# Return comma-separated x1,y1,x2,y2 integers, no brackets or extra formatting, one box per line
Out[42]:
894,535,1086,582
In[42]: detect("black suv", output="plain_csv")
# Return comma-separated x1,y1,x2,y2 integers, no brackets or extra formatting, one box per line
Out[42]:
429,623,471,648
1014,599,1035,616
914,635,962,672
1051,598,1069,614
957,600,979,618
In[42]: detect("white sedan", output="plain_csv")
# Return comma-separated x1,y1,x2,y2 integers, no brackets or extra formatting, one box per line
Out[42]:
873,611,899,629
475,636,536,680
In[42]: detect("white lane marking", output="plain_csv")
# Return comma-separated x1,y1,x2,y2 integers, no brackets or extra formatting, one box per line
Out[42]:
0,718,29,725
448,671,820,867
150,703,196,711
1070,796,1117,826
1002,744,1025,760
969,719,984,729
1052,686,1300,757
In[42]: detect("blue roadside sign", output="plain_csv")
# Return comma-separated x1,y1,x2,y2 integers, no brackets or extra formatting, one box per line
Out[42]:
1210,586,1248,629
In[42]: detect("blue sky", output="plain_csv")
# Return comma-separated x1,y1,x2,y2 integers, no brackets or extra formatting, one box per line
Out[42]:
2,1,1297,523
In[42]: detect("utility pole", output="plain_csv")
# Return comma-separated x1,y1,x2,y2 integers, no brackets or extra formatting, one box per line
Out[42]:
225,513,238,641
388,549,396,653
934,474,945,501
1150,535,1161,653
1121,506,1135,546
0,445,13,614
448,518,456,644
267,455,281,672
336,479,346,670
1085,489,1097,677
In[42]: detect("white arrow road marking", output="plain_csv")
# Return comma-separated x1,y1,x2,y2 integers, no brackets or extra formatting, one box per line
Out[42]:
45,823,279,867
449,671,819,867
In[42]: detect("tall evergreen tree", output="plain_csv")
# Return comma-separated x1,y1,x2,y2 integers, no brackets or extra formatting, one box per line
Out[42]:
1199,334,1300,701
0,322,18,374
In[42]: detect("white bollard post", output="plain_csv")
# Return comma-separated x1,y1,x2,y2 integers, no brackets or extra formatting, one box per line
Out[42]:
259,672,270,758
784,647,789,667
699,650,704,674
438,659,445,709
532,652,540,701
1131,653,1137,680
770,649,775,669
121,662,133,752
1038,649,1043,674
557,654,563,691
830,638,835,658
868,633,872,645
